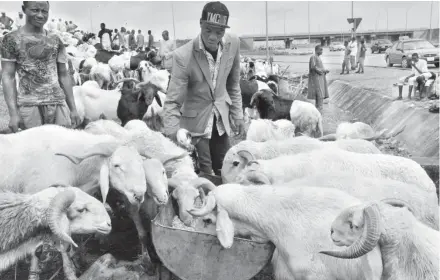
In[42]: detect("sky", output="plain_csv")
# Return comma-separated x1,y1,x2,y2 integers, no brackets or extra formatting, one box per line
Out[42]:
1,1,439,40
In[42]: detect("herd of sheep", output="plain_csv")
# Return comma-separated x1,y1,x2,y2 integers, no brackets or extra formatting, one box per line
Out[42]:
0,32,438,280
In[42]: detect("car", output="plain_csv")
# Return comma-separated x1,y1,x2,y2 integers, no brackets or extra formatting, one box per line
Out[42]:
370,39,393,53
329,42,345,51
385,39,439,68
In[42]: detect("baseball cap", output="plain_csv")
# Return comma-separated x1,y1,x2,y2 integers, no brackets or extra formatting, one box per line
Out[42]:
200,1,230,29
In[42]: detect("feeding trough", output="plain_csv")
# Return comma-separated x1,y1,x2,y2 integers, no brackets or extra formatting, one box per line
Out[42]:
151,197,275,280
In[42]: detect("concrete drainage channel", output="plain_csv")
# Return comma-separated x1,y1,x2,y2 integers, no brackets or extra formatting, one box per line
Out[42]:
329,80,439,196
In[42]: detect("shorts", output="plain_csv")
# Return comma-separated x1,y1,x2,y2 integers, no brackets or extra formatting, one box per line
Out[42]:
19,102,72,129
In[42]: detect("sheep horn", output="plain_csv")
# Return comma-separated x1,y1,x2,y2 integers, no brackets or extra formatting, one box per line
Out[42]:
192,177,217,192
245,171,271,185
55,142,120,164
381,198,415,215
162,152,189,167
167,177,180,190
188,194,217,217
250,91,263,107
361,126,406,141
47,189,78,247
318,133,338,141
319,203,381,259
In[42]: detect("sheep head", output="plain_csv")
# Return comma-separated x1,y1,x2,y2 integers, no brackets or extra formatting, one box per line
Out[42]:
168,177,216,227
227,150,271,185
40,185,112,247
55,142,147,210
142,158,169,205
250,89,277,119
136,82,163,108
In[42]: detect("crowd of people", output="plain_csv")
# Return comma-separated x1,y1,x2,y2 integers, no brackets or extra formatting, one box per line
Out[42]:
340,37,367,75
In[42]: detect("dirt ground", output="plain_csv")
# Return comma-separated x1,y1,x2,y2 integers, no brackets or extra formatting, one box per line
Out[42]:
0,69,413,279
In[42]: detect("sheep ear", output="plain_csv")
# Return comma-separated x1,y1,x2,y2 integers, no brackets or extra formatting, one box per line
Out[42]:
100,161,110,204
216,207,234,249
154,92,163,107
237,150,255,165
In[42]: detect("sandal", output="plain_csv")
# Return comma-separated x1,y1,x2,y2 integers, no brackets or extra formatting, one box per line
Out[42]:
429,105,439,113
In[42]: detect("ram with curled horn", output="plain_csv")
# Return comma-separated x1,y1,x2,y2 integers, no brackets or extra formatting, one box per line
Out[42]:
320,200,439,280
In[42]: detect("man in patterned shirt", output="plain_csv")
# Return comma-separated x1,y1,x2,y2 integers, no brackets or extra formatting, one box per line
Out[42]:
163,1,244,176
1,1,80,132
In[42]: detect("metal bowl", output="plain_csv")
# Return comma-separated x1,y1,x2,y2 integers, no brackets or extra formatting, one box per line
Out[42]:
151,199,275,280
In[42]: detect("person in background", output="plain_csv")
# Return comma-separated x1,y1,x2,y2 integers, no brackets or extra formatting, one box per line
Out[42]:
124,29,130,50
159,30,176,71
117,27,126,51
67,21,77,33
340,41,351,75
307,45,329,114
396,53,433,101
1,1,81,132
147,30,154,49
14,12,25,30
349,37,357,70
136,29,144,51
47,18,57,32
0,12,14,30
129,29,136,50
98,23,112,50
355,39,366,74
57,18,66,32
163,1,245,177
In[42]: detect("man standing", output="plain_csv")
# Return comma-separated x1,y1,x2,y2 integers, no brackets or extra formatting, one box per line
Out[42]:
47,18,57,32
355,39,366,74
340,40,351,74
136,29,144,51
129,29,136,50
308,45,329,114
1,1,81,132
163,1,244,177
14,12,25,30
57,18,66,32
147,30,154,49
98,23,112,50
349,37,357,70
0,12,14,30
396,53,433,100
159,30,176,71
117,27,126,50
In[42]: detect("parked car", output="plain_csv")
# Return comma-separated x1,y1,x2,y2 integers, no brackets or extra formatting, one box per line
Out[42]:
385,39,439,68
329,42,345,51
370,39,393,53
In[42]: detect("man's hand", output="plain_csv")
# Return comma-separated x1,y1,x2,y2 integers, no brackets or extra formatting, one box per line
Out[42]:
404,77,409,83
234,119,245,138
8,114,23,133
70,110,81,128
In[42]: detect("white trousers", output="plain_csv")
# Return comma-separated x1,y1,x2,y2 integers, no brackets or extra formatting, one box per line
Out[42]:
398,72,433,87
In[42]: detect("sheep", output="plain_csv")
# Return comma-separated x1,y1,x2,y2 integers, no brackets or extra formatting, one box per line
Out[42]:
240,78,271,110
320,201,439,280
221,136,382,184
246,119,296,142
188,183,383,280
124,119,151,132
116,80,163,127
89,62,113,89
232,148,435,192
289,100,323,138
256,173,439,230
0,185,111,278
250,88,292,120
319,121,406,141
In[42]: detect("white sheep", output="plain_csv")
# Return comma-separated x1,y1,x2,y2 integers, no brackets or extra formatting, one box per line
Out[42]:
233,148,435,192
0,185,111,278
90,62,113,89
189,184,383,280
319,121,405,141
124,119,151,132
320,201,439,280
246,119,296,142
290,99,323,138
222,136,382,183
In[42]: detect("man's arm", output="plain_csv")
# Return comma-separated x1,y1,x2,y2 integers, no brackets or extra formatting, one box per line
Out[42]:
2,61,19,118
56,37,78,115
309,56,324,75
226,41,243,122
163,50,188,137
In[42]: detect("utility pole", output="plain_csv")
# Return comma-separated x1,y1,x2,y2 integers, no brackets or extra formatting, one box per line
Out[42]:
171,2,176,40
89,8,93,33
265,1,269,62
429,1,433,41
386,8,389,39
352,1,355,37
405,8,408,32
308,1,311,44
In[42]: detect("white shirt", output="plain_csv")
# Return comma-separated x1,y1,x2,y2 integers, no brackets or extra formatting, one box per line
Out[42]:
14,16,25,29
349,41,357,56
48,21,57,31
412,59,429,75
57,22,66,32
159,39,176,69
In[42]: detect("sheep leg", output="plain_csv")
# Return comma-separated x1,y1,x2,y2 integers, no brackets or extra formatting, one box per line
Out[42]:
60,246,79,280
28,255,40,280
129,207,157,276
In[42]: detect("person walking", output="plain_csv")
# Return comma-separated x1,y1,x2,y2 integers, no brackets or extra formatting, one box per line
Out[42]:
355,39,366,74
307,45,329,114
147,30,154,49
136,29,145,51
159,30,176,71
340,41,350,74
163,1,245,177
1,1,81,132
349,37,357,70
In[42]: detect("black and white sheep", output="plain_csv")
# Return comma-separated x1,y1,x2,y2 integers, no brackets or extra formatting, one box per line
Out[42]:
0,185,111,278
189,183,383,280
320,201,439,280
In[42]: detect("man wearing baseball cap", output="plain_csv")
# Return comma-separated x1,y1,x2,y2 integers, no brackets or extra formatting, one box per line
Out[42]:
163,1,244,177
